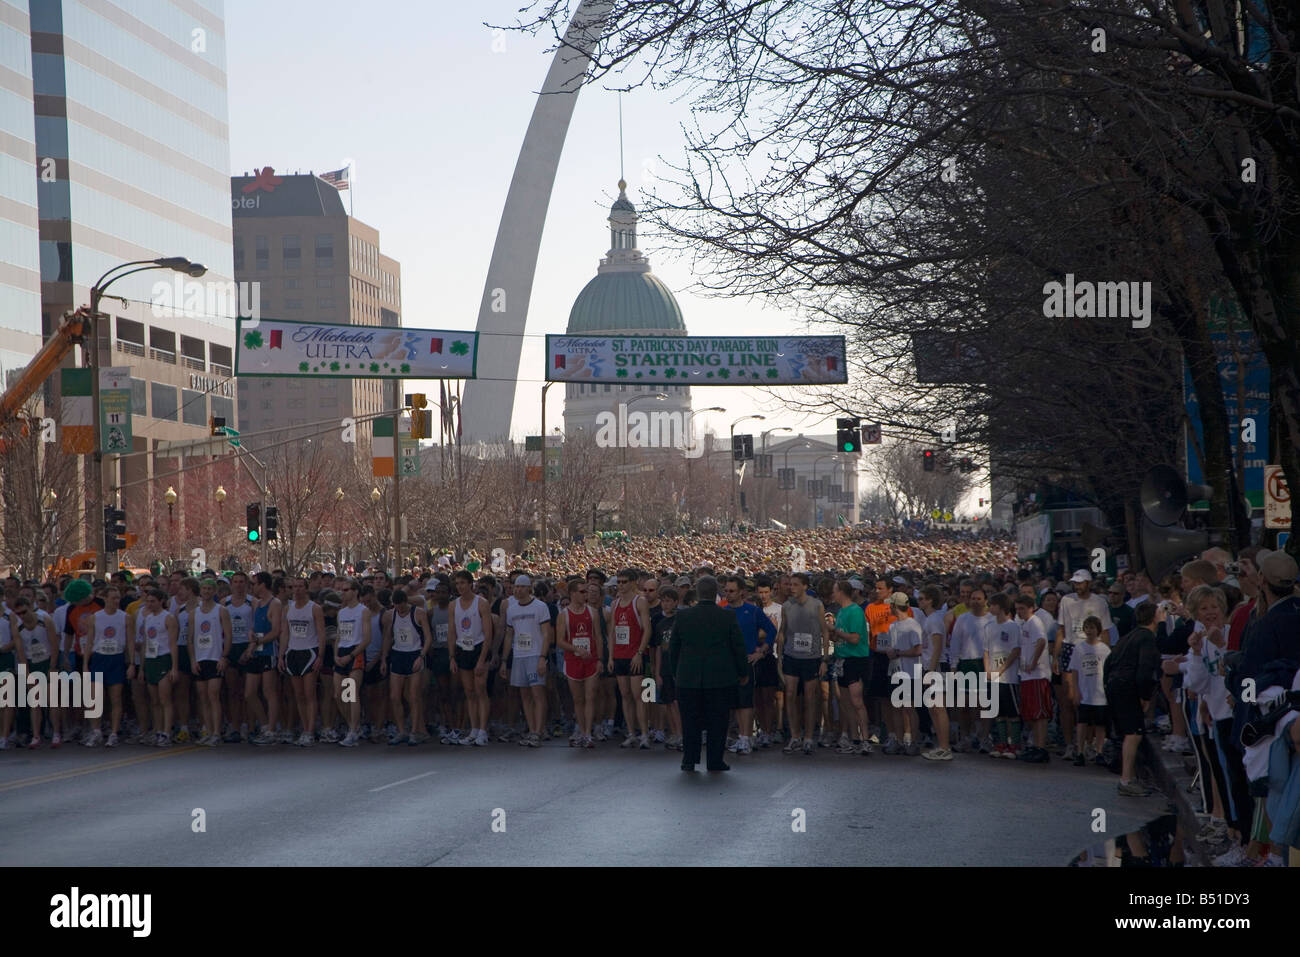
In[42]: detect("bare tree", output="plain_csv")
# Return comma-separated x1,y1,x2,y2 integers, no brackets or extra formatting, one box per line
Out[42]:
0,402,83,576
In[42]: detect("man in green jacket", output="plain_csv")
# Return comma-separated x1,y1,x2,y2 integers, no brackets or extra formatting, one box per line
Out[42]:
669,575,748,772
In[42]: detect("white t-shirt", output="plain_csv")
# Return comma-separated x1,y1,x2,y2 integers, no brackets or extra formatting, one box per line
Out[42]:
985,618,1021,685
763,602,782,633
922,610,948,667
1057,593,1113,646
952,611,995,662
887,616,924,677
505,596,548,659
1018,614,1051,681
1069,640,1110,705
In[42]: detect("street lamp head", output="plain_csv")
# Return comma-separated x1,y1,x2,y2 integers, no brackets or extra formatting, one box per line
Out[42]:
187,262,208,278
214,485,227,503
164,486,178,505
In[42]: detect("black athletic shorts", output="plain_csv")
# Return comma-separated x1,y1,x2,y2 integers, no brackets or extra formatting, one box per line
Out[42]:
866,651,891,697
754,655,779,688
334,644,364,673
195,658,221,681
227,643,250,671
1078,703,1109,727
363,659,385,685
736,661,756,709
612,657,638,677
995,682,1020,719
781,656,820,684
245,654,273,675
454,647,483,672
1107,684,1144,736
389,650,419,676
285,648,318,677
837,655,871,688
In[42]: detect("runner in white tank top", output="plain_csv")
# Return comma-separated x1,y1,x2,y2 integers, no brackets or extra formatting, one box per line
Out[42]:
281,578,325,747
332,584,370,746
450,571,494,746
84,586,134,747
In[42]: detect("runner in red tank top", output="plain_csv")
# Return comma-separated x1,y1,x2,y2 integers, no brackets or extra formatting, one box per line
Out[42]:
606,568,652,749
557,580,600,747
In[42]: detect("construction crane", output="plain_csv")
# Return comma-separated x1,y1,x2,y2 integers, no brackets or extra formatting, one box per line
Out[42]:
0,307,88,452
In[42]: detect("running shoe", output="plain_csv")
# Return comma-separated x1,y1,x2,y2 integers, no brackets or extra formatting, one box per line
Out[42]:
783,736,801,754
1117,780,1153,797
223,729,242,744
528,732,542,748
803,739,815,755
252,729,276,746
106,732,119,748
639,734,651,750
582,735,596,749
905,741,922,757
837,732,852,751
28,736,42,749
338,731,358,747
174,728,190,744
839,738,861,754
407,733,419,746
298,732,315,747
921,747,953,761
1211,845,1251,867
51,733,62,749
621,733,639,749
858,741,874,755
883,735,903,755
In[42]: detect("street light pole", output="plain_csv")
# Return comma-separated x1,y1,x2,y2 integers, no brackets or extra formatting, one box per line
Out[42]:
89,257,206,575
540,381,554,553
811,453,838,529
760,426,793,526
729,414,765,530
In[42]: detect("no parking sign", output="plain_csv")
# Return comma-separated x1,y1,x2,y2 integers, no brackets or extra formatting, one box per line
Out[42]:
1265,464,1291,530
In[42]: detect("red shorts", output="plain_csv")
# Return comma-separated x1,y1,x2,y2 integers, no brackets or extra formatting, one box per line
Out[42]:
565,656,599,681
1019,678,1053,721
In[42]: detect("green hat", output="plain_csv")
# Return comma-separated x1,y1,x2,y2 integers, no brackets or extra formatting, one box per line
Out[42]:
63,579,92,604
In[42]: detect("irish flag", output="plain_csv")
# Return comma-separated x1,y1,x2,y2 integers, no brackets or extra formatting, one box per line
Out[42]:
372,418,394,477
61,368,93,454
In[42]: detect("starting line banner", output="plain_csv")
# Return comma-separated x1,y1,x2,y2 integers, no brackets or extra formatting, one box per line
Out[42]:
546,335,847,386
236,318,477,379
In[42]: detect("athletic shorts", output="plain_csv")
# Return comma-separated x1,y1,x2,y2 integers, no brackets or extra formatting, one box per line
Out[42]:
782,656,821,684
177,646,191,674
612,657,639,677
0,651,14,673
334,644,364,673
1059,642,1076,674
754,654,779,688
1078,703,1109,727
958,657,982,676
888,667,923,706
195,658,221,681
866,651,891,697
389,650,420,676
995,682,1020,719
565,654,599,681
510,655,544,688
25,657,51,678
837,655,871,688
736,662,756,709
363,660,385,686
657,675,676,705
227,642,250,670
1107,686,1144,736
245,654,274,675
1019,677,1052,721
89,652,127,687
285,648,318,677
144,655,172,686
454,647,484,672
320,643,335,677
428,646,450,677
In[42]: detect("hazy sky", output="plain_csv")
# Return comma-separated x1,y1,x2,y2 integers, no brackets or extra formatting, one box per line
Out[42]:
224,0,841,446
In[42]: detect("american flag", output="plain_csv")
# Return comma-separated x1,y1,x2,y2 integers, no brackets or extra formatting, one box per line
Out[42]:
319,166,349,190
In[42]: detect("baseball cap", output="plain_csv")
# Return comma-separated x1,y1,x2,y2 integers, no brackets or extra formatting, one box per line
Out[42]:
424,579,439,591
1258,550,1299,588
892,576,907,585
1069,569,1092,583
1054,582,1071,594
514,575,532,587
320,590,342,609
848,578,865,591
675,576,691,588
888,592,910,608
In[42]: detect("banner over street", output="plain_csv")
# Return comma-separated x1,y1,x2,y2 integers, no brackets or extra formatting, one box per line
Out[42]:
546,335,847,385
236,319,477,379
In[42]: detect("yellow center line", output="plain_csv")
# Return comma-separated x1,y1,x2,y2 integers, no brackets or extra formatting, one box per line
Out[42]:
0,746,198,793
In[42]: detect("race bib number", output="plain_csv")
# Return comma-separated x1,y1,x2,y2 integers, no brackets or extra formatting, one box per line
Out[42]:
792,632,814,654
435,623,448,647
27,636,49,661
98,638,120,654
1071,617,1087,642
456,634,476,651
615,625,631,646
991,651,1008,673
574,636,590,654
514,633,533,654
146,637,161,658
197,631,212,649
231,615,248,641
394,625,416,651
1081,656,1099,677
337,620,354,644
290,620,308,640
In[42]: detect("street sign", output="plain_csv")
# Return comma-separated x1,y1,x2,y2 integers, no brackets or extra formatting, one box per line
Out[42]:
1265,464,1291,529
221,426,241,449
399,438,420,476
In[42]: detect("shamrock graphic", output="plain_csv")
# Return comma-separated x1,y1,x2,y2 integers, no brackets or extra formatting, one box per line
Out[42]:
400,363,410,374
718,369,730,379
766,369,779,378
369,363,380,373
616,368,628,378
450,341,469,356
663,368,677,378
329,362,340,372
706,372,714,378
243,331,263,350
298,361,309,372
635,372,644,379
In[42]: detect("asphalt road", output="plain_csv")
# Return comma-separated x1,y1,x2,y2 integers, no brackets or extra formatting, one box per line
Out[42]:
0,737,1168,866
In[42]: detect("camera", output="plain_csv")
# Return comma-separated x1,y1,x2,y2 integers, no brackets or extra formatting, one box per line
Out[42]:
1225,561,1241,576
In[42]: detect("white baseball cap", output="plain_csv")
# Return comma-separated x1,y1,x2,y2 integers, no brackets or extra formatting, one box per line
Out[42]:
1069,569,1092,583
514,575,531,587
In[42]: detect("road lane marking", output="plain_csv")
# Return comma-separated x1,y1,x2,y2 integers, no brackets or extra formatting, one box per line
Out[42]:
0,747,198,793
770,778,799,799
370,770,438,793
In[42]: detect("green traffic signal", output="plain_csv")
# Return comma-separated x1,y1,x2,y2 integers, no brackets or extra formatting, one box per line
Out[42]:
248,529,260,542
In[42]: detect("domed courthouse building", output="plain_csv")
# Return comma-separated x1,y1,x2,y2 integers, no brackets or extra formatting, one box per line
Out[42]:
562,181,692,436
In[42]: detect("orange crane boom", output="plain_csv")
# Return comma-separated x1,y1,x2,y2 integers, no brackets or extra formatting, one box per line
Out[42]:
0,307,87,438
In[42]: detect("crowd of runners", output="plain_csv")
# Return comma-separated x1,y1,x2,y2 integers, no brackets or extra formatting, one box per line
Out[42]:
2,531,1298,867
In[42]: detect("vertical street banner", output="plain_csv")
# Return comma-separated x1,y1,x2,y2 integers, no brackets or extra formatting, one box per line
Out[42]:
372,418,394,477
99,366,132,454
60,367,93,454
399,437,420,477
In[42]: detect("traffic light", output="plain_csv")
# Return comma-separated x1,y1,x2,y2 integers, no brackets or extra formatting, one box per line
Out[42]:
405,393,427,409
264,506,278,541
959,456,974,473
103,505,126,553
246,502,262,542
837,417,862,454
742,434,753,460
732,434,754,461
861,422,882,445
922,450,936,472
208,416,226,436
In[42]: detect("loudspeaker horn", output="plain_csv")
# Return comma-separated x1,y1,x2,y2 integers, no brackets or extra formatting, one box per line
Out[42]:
1137,516,1210,581
1140,465,1196,527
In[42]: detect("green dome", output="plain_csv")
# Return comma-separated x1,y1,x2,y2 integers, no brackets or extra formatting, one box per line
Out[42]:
566,270,686,334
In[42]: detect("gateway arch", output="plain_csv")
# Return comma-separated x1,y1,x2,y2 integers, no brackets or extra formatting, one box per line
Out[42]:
459,0,611,441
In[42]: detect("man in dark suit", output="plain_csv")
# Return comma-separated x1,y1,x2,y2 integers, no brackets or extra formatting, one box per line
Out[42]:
669,575,748,772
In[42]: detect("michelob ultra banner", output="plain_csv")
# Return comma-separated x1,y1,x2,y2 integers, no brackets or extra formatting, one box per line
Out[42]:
236,318,477,379
546,335,848,385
